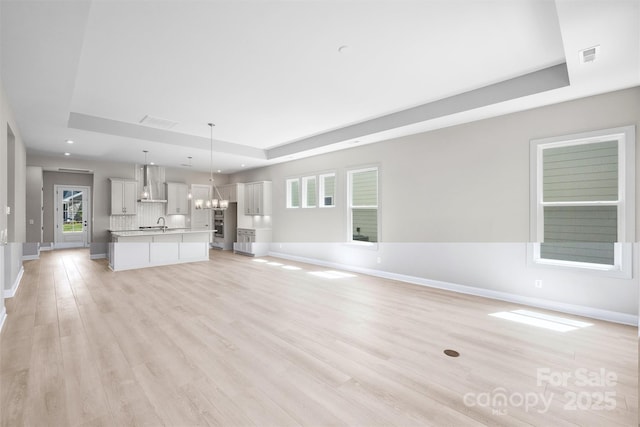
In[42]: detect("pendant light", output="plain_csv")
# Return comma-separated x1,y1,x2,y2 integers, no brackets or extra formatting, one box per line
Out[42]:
184,156,193,200
195,123,228,210
140,150,150,200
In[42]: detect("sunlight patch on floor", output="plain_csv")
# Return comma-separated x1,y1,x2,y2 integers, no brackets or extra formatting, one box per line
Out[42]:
489,309,593,332
309,270,357,279
252,258,303,271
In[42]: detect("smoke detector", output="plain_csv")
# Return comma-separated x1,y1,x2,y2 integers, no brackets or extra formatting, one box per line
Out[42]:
579,45,600,64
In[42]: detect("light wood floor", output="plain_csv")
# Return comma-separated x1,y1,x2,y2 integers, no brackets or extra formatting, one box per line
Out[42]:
0,249,637,426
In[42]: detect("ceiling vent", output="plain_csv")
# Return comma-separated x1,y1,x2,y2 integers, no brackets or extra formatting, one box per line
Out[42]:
139,115,179,130
579,45,600,64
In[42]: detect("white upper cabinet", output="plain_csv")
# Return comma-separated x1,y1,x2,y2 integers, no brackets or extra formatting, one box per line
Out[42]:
244,181,272,215
110,178,137,215
166,182,189,215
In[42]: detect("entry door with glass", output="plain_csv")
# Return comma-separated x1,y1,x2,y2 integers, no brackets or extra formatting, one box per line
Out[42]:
54,185,91,248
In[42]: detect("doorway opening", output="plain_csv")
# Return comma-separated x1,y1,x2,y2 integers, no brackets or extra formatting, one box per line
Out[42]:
54,185,91,249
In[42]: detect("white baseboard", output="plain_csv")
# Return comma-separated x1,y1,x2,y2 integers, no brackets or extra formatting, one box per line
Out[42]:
0,306,6,333
269,251,638,326
22,254,39,261
90,253,107,260
40,245,52,252
4,266,25,299
52,242,86,249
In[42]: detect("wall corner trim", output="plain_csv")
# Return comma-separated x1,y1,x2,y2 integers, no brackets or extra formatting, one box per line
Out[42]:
0,306,6,333
269,251,638,326
4,266,25,299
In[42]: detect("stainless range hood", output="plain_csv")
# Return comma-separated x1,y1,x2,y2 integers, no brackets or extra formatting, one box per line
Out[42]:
138,164,167,202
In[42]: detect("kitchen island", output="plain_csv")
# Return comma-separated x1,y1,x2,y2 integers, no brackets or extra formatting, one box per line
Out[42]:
109,228,213,271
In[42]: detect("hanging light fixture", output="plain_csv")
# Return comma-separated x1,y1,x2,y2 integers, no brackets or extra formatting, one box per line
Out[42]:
140,150,150,200
195,123,228,210
183,156,194,200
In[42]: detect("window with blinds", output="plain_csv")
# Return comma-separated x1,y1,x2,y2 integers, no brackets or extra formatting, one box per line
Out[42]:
530,125,635,276
319,173,335,207
540,141,618,265
348,167,378,243
286,178,300,208
302,176,316,208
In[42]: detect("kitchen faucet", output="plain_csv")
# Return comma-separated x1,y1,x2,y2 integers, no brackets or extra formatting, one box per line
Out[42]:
157,216,167,232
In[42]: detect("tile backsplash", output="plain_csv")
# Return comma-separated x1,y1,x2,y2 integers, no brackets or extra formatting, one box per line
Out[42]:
109,202,188,230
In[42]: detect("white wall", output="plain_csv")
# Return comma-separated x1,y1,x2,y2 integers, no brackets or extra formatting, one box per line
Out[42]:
1,77,26,306
24,166,43,258
231,87,640,322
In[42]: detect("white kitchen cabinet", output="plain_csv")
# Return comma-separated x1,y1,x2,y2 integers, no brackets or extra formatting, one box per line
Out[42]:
244,181,272,215
166,182,189,215
109,230,212,271
110,178,137,215
234,228,271,256
235,228,253,254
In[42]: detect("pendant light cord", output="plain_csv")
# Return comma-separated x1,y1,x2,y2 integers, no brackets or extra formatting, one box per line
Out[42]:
209,123,223,200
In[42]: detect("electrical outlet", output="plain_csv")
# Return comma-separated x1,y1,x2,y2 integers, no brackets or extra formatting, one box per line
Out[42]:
376,257,381,264
535,280,543,289
29,219,34,225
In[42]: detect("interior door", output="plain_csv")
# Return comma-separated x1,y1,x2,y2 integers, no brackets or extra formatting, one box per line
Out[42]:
54,185,91,248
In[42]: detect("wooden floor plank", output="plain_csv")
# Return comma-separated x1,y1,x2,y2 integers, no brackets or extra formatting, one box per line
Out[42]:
1,248,637,426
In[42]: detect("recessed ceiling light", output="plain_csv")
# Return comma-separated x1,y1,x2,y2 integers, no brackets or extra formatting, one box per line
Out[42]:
150,162,155,165
64,152,71,156
240,164,246,168
217,169,222,173
66,139,74,144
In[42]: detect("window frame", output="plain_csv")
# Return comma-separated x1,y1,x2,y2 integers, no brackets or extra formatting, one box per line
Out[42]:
347,166,380,246
529,126,635,278
319,173,336,208
301,176,317,208
286,178,300,209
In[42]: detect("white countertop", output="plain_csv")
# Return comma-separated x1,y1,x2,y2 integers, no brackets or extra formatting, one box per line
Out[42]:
110,228,214,237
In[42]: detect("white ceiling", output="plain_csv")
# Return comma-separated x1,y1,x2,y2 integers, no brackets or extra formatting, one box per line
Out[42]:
1,0,639,173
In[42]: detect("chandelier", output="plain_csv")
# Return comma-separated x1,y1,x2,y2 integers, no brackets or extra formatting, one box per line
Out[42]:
195,123,228,210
